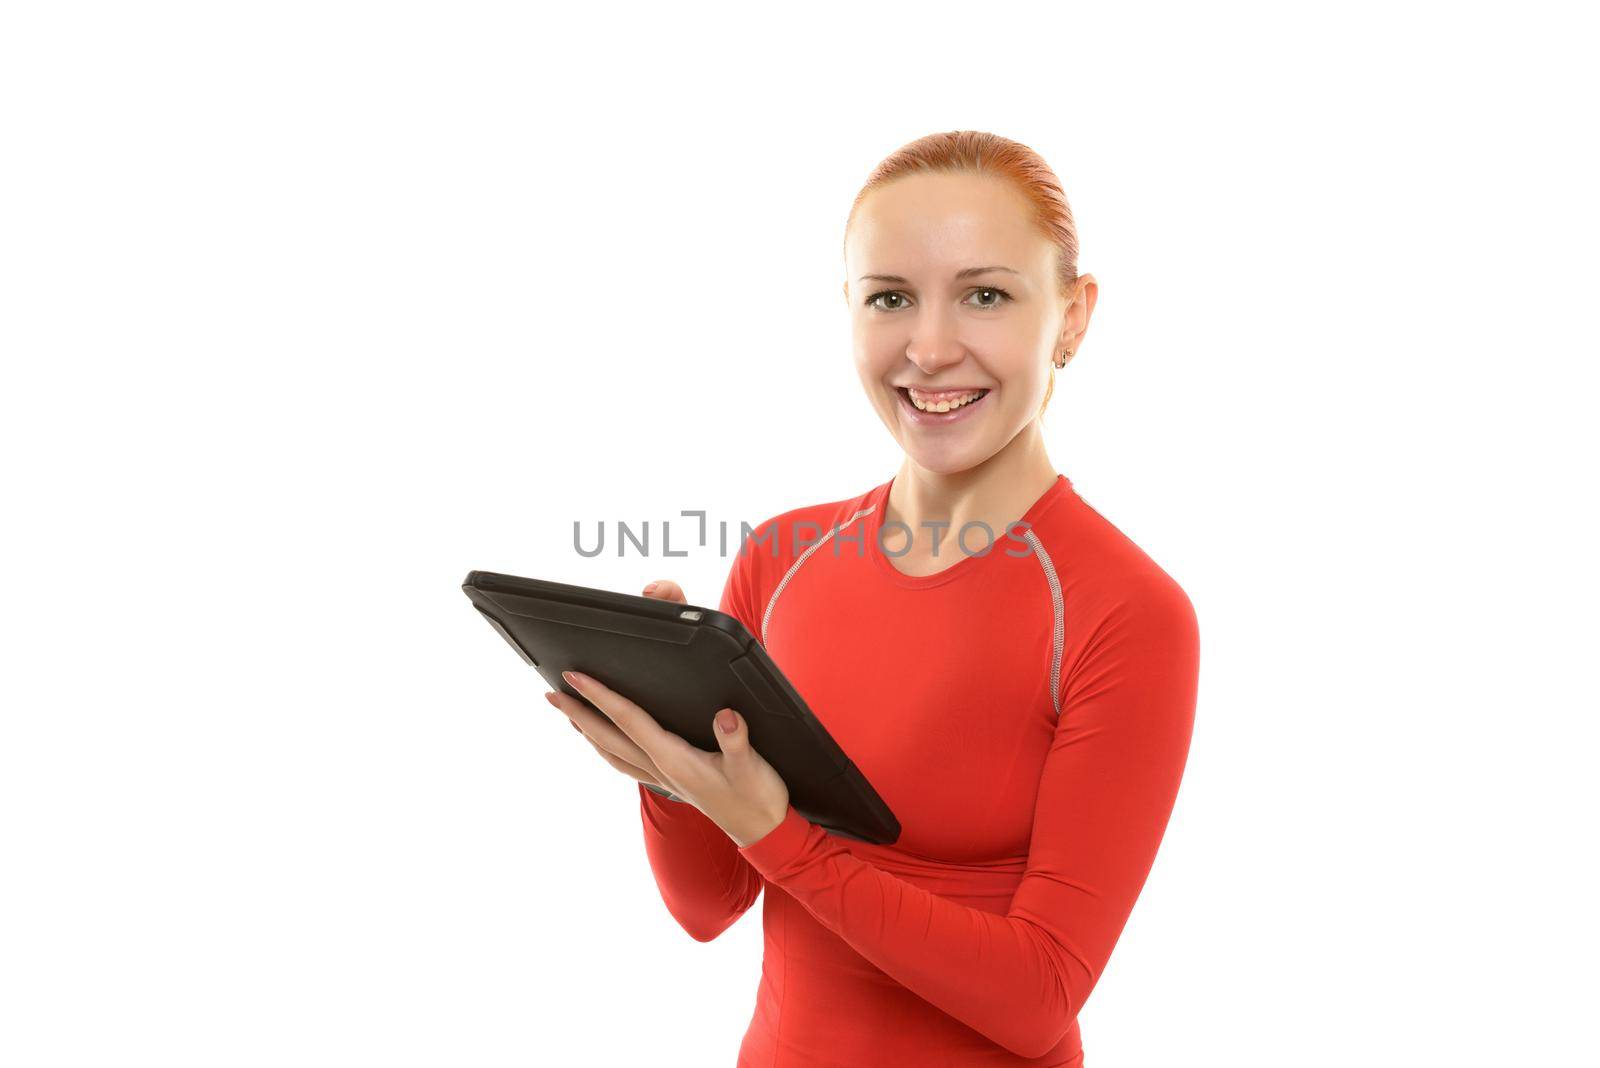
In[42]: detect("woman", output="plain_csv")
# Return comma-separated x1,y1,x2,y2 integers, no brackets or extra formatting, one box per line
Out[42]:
544,130,1200,1067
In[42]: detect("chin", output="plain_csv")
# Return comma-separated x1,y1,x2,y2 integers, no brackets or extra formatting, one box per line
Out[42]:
886,401,1020,468
897,440,992,476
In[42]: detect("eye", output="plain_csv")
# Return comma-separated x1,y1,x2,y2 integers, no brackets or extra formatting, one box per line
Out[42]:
864,286,1014,312
965,286,1013,309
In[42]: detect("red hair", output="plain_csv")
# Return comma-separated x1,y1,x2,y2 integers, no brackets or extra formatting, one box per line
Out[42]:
843,130,1082,416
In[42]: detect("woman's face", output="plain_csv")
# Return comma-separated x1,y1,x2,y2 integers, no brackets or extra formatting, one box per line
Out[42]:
844,171,1083,474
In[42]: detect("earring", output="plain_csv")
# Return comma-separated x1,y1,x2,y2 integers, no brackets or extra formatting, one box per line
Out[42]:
1054,348,1072,369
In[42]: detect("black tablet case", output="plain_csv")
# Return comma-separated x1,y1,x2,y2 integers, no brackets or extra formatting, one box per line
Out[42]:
463,570,900,845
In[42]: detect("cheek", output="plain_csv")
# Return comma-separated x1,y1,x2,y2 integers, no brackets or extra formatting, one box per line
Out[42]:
1003,352,1050,391
851,340,898,389
975,354,1052,430
980,341,1048,394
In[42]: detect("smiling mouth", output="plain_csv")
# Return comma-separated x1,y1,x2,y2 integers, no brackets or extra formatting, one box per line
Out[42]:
896,386,991,415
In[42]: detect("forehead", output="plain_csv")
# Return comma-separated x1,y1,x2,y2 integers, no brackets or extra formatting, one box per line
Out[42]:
845,171,1050,276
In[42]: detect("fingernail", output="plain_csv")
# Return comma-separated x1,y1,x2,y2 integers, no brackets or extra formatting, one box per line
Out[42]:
718,708,737,733
563,670,589,688
643,582,659,594
543,692,559,707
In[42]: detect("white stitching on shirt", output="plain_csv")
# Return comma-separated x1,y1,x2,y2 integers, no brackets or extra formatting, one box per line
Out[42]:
761,504,876,646
1022,528,1065,718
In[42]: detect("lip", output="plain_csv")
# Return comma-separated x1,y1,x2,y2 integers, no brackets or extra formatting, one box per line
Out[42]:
895,386,991,427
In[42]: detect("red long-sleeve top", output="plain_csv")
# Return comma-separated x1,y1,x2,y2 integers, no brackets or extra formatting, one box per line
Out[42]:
638,472,1200,1066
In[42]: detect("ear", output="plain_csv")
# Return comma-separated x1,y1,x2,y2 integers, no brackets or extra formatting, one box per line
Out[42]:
1067,273,1099,339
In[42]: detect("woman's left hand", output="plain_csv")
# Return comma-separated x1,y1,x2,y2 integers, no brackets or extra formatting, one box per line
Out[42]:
548,669,791,848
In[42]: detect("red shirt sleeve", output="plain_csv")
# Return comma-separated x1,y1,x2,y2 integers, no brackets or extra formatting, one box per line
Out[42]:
734,573,1201,1059
636,541,770,941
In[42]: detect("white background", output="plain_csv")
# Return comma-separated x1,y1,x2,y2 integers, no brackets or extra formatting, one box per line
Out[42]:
3,3,1596,1065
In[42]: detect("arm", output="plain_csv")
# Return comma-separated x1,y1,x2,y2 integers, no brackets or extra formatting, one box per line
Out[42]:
638,779,764,941
636,548,769,942
734,575,1201,1058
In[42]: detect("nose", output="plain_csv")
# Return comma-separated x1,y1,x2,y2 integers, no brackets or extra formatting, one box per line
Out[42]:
905,338,965,377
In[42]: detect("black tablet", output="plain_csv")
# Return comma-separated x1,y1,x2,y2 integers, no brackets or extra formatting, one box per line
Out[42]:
463,570,900,845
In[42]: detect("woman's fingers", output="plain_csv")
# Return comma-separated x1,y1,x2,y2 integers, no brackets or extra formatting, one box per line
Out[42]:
580,731,663,787
559,671,696,772
559,695,678,793
642,580,687,604
546,689,664,776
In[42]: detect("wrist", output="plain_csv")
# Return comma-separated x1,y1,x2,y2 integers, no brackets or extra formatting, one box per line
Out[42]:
734,805,790,848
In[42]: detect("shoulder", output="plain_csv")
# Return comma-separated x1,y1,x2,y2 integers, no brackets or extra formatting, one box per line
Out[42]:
1031,483,1198,639
720,479,883,613
727,482,881,580
1026,487,1200,718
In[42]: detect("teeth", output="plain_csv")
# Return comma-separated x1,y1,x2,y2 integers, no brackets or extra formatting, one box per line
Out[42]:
907,388,986,412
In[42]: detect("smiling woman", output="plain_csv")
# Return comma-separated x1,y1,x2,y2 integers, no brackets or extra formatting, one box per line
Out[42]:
561,130,1199,1067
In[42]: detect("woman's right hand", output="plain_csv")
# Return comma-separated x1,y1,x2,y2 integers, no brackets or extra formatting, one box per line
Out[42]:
542,579,691,799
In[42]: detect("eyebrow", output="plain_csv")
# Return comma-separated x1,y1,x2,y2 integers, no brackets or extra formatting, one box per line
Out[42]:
857,265,1021,283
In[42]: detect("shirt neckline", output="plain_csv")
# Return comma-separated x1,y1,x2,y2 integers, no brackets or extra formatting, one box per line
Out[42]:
865,472,1074,590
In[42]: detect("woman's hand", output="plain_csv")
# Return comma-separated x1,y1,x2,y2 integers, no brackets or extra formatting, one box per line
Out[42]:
540,579,791,848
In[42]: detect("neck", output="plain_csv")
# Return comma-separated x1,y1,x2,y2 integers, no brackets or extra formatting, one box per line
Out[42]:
887,424,1059,547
